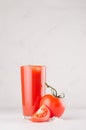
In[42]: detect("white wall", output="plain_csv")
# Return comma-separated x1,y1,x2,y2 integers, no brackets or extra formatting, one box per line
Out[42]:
0,0,86,109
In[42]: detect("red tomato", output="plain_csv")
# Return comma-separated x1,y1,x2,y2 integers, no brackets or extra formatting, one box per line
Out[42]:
40,94,65,117
30,104,50,122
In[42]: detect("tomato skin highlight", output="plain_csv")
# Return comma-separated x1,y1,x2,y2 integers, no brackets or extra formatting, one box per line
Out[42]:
40,94,65,118
30,104,50,122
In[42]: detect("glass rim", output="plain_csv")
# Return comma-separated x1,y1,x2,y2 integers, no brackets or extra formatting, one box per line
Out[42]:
20,64,46,68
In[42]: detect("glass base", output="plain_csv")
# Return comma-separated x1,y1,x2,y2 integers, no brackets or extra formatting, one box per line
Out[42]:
24,116,31,120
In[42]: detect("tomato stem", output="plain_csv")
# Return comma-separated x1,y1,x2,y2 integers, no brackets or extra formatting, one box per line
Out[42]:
45,82,57,97
45,82,65,98
57,93,65,98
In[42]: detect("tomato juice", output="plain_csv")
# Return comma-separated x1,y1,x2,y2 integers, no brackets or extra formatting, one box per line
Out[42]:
20,65,46,117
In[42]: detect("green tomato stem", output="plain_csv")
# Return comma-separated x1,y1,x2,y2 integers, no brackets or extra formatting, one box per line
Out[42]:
45,82,65,98
57,93,65,98
45,82,57,97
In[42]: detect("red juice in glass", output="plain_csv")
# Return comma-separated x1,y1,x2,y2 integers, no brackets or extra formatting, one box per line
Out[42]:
20,65,46,118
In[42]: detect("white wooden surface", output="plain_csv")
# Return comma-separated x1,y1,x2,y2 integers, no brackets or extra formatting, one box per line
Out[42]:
0,108,86,130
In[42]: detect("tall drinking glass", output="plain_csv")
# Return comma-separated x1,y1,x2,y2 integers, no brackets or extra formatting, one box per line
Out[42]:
20,65,46,118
